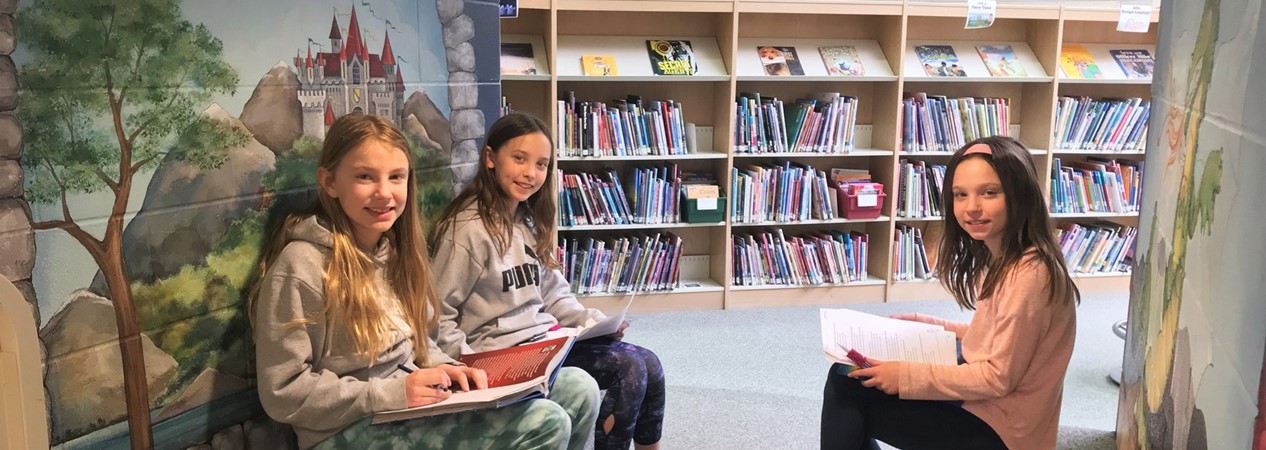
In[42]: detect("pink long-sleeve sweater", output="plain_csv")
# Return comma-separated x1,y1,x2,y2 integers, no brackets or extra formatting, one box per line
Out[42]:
899,254,1077,450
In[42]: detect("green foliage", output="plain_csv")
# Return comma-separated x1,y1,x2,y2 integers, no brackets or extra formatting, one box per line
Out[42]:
18,0,240,203
1189,149,1222,238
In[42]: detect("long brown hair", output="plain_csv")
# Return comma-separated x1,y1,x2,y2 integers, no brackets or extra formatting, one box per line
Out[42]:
429,112,559,267
250,114,439,365
935,136,1080,310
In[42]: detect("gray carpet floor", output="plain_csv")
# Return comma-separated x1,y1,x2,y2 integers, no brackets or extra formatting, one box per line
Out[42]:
615,293,1126,449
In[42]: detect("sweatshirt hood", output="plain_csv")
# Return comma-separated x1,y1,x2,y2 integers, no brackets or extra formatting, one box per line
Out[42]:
289,215,392,262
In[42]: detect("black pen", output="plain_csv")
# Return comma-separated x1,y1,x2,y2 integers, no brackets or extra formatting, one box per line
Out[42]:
398,364,450,392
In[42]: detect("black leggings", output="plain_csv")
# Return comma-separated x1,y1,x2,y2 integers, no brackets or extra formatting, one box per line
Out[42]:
821,364,1008,450
564,337,665,450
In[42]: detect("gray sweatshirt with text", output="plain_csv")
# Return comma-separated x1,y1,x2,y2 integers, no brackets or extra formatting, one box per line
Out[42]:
254,216,458,449
432,203,606,356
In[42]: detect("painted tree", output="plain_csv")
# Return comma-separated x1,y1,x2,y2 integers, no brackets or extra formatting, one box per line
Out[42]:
19,0,242,447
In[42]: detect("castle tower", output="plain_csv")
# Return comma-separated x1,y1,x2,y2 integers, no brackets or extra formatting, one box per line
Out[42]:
329,16,342,55
297,90,329,140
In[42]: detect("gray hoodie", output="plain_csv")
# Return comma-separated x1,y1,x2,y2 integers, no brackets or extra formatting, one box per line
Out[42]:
432,203,606,356
254,216,458,449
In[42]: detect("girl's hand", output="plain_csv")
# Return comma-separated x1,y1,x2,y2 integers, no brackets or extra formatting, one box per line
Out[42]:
890,313,939,325
404,368,452,408
438,364,489,392
611,320,630,340
848,360,904,395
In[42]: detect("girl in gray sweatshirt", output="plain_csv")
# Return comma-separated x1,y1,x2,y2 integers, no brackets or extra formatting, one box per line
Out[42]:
431,113,666,450
251,114,599,450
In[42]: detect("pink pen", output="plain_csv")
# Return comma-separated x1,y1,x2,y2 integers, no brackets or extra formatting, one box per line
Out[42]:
846,349,874,368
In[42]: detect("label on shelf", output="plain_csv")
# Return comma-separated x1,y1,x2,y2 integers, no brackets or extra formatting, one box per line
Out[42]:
965,0,997,30
1117,4,1152,33
697,197,718,211
857,193,878,208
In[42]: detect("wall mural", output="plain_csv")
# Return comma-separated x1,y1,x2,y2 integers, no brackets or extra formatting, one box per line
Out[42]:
1117,0,1266,449
13,0,499,448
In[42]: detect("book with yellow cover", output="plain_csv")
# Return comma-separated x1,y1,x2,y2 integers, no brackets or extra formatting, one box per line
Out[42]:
581,54,619,76
1060,44,1104,79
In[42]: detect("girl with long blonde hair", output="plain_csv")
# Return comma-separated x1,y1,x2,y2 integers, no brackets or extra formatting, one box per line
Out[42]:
250,113,599,450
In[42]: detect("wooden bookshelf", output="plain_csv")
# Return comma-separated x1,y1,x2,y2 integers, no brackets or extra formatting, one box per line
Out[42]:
497,1,1157,309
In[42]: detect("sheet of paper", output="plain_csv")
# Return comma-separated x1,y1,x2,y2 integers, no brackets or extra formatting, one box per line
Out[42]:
965,0,997,29
820,308,957,366
1117,4,1152,33
577,290,637,340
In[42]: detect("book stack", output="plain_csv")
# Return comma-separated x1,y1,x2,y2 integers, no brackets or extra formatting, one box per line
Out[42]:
733,92,859,154
1049,158,1143,215
731,230,869,286
1053,97,1150,152
1056,222,1137,274
558,169,633,227
895,160,947,219
556,93,688,158
559,234,684,294
729,161,837,224
893,224,934,281
628,165,682,224
901,93,1009,153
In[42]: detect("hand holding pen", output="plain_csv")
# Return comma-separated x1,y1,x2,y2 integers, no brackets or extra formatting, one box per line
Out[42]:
398,364,452,408
843,348,903,395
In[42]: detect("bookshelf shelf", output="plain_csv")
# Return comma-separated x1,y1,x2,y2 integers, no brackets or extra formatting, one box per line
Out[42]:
730,276,886,292
559,222,726,232
558,151,729,162
1057,78,1152,85
733,149,894,158
1051,212,1141,219
1052,150,1147,155
499,0,1154,309
503,74,552,81
1071,271,1131,279
576,278,725,298
731,215,890,228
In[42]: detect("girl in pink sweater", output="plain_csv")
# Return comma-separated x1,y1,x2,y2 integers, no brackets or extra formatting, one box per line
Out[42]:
821,136,1080,450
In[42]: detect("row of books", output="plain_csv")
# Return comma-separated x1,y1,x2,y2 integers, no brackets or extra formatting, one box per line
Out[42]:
1056,222,1137,274
733,92,859,154
901,93,1010,153
893,224,935,281
730,162,836,224
555,93,688,157
1053,97,1150,152
500,96,515,117
559,165,683,226
1050,158,1143,215
731,230,870,286
896,160,947,219
559,234,685,294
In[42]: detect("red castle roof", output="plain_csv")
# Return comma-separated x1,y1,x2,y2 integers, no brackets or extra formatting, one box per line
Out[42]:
381,32,395,65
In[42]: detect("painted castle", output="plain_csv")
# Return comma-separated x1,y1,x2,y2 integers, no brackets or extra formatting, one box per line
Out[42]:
292,5,404,140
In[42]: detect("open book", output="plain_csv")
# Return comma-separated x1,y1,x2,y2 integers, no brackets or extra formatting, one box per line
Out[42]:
819,308,957,367
372,336,575,424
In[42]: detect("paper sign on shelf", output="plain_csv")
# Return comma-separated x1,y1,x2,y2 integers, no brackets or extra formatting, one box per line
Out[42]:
965,0,997,29
1117,4,1152,33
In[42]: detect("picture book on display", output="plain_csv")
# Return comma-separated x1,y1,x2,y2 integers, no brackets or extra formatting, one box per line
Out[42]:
914,45,967,77
818,46,866,76
371,336,575,424
1110,49,1154,79
500,43,538,75
581,54,619,76
647,40,698,76
976,45,1028,77
1059,44,1104,79
757,46,804,76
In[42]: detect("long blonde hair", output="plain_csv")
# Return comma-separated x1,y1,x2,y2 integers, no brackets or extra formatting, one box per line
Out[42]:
429,112,559,268
251,114,439,366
